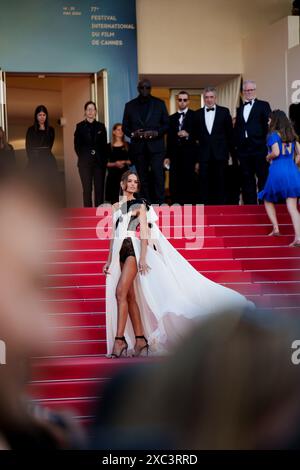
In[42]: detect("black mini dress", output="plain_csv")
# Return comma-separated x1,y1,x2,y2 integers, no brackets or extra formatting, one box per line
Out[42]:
115,198,151,264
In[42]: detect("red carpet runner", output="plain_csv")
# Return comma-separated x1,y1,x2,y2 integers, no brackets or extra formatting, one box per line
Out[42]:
29,204,300,425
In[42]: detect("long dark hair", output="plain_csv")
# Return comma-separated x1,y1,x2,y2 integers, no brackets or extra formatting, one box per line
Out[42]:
34,105,49,131
119,170,140,196
111,123,128,150
269,109,298,143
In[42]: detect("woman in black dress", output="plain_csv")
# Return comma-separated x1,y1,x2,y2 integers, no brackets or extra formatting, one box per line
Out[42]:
26,105,57,173
105,123,131,203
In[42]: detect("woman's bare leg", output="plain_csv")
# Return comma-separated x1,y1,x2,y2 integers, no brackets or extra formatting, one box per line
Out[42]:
286,197,300,242
127,284,144,336
127,284,148,354
264,201,279,234
112,256,138,356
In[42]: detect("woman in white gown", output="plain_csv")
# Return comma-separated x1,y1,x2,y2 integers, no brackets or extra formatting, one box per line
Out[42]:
103,171,254,357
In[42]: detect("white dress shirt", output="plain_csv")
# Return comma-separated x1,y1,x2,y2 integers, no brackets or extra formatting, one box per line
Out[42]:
204,106,216,134
178,107,188,130
243,100,255,137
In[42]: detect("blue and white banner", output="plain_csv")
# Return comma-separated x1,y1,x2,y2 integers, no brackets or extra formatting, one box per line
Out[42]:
0,0,138,128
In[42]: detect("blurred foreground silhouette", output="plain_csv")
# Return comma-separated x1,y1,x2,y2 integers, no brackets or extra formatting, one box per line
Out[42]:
91,308,300,450
0,175,84,449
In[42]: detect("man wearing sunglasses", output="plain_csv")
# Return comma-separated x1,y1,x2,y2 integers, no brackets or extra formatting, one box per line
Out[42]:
122,79,169,204
166,91,197,204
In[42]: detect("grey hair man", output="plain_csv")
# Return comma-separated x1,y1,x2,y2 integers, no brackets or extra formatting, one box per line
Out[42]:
234,80,271,204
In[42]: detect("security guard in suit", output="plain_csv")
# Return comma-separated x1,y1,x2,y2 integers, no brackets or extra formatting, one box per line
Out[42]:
74,101,108,207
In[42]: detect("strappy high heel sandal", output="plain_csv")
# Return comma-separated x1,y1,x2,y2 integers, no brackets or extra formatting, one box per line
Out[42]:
268,226,281,236
134,335,149,357
289,239,300,247
110,336,128,358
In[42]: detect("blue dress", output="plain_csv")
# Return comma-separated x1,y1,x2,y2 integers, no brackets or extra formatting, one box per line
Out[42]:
258,132,300,202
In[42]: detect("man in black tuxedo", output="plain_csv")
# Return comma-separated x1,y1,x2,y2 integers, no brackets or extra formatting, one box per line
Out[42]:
235,80,271,204
74,101,108,207
122,79,169,204
165,91,197,204
194,87,235,205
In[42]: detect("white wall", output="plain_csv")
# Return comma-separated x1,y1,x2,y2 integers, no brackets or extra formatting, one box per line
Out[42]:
243,16,299,112
287,44,300,106
136,0,291,75
243,17,288,111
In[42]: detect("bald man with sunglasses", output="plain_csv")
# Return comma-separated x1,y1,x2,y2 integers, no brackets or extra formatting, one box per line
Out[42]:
122,79,169,204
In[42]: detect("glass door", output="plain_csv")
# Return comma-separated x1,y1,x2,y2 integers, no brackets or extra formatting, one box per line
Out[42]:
91,69,109,135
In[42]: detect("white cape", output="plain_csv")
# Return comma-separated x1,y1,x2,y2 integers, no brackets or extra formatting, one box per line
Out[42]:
105,204,254,355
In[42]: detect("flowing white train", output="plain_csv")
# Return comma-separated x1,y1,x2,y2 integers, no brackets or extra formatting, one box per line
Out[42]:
105,200,255,355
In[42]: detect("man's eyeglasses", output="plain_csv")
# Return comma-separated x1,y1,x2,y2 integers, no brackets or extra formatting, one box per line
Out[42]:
139,85,151,90
178,98,188,102
243,89,256,92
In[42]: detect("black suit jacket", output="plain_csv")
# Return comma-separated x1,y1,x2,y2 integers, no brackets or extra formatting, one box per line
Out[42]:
74,120,108,167
235,99,271,154
167,109,197,163
122,95,169,155
194,105,234,162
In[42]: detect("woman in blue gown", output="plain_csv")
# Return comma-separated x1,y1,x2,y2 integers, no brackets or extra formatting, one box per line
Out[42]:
258,110,300,246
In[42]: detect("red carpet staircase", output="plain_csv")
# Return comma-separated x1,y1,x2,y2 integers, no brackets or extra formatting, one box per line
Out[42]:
29,205,300,425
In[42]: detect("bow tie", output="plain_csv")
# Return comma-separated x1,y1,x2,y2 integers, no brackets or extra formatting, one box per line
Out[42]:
244,101,252,106
206,107,215,112
178,112,185,117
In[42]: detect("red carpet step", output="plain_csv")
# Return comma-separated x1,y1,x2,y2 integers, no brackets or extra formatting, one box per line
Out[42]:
29,204,300,424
